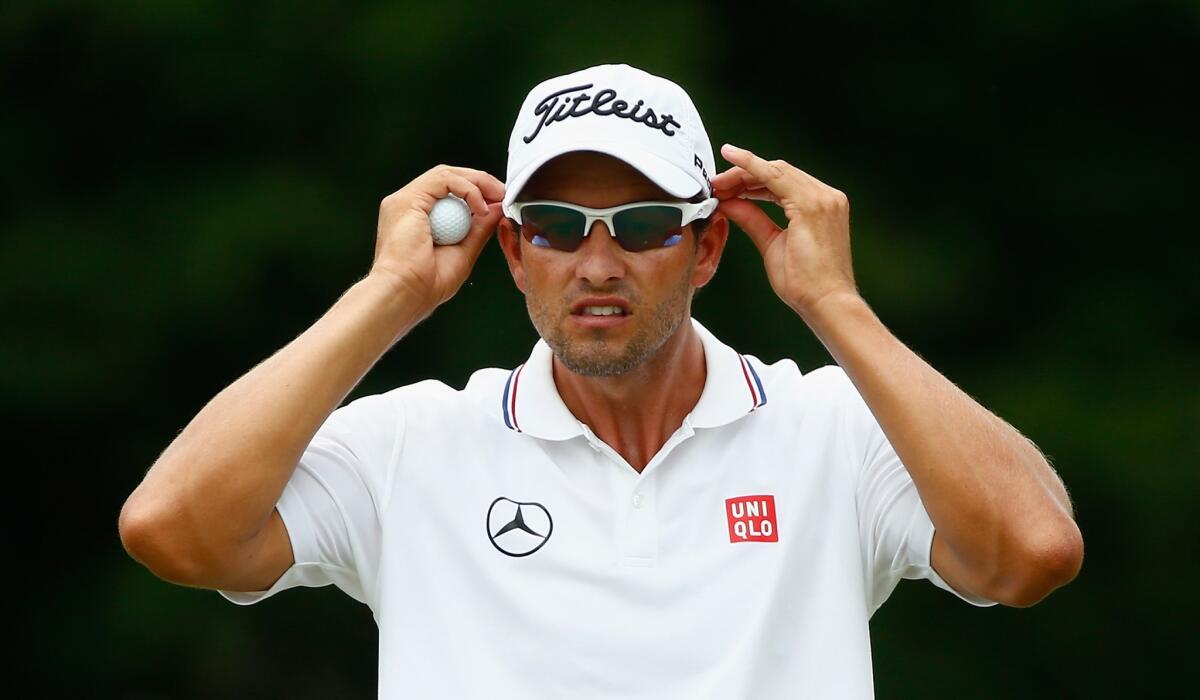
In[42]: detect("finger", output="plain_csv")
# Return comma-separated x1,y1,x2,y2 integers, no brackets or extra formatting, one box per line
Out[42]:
441,174,491,217
713,182,746,201
710,167,739,193
719,144,802,200
711,165,764,197
717,198,782,257
454,169,507,203
723,145,838,199
738,187,781,204
423,165,507,204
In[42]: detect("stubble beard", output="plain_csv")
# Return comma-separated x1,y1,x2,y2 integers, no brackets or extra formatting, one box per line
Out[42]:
526,265,695,378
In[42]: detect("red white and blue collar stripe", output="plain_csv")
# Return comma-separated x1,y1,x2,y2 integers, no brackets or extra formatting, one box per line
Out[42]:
738,353,768,412
501,363,526,432
494,318,772,436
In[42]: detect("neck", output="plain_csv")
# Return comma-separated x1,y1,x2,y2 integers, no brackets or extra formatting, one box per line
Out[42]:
551,317,706,473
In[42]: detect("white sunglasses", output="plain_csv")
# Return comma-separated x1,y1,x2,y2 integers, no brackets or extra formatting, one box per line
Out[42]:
504,198,718,252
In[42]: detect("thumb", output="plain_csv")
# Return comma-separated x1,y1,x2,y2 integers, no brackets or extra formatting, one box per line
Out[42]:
718,199,782,257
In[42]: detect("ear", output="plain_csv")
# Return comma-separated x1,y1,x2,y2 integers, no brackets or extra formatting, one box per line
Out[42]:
496,217,529,294
690,213,729,289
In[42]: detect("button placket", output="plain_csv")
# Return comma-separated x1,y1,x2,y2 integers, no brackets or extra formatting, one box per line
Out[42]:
577,420,690,566
623,474,657,563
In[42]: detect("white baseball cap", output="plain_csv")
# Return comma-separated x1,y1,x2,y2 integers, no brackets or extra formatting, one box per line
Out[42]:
502,64,716,211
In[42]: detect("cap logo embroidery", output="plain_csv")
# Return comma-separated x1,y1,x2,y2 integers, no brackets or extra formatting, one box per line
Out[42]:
725,494,779,543
523,83,682,144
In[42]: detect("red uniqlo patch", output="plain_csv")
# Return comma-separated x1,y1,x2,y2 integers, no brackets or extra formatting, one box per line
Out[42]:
725,494,779,543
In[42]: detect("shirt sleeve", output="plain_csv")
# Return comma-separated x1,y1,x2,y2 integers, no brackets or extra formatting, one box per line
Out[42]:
217,391,402,609
837,370,998,613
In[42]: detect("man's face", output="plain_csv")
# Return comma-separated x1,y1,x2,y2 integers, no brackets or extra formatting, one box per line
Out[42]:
497,152,727,376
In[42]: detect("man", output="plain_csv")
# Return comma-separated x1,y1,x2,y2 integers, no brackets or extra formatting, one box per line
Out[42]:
119,64,1083,698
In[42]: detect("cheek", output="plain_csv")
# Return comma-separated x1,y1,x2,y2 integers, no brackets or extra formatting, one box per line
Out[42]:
637,256,692,294
520,256,568,298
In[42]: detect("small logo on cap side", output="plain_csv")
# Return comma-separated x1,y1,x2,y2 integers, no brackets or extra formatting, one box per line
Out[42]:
523,83,682,144
693,154,711,194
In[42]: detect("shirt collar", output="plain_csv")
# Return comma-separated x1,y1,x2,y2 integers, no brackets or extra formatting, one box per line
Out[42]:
491,316,768,440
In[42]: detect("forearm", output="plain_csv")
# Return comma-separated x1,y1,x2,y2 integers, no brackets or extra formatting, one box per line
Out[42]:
121,272,426,568
713,144,1081,602
802,291,1078,578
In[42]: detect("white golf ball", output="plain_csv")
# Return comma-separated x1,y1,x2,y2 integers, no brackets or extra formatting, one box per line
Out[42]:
429,195,472,245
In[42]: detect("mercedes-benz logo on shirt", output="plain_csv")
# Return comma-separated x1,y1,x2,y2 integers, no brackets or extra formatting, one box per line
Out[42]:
487,497,553,557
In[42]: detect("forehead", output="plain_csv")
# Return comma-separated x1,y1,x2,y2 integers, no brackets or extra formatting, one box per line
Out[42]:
518,151,674,206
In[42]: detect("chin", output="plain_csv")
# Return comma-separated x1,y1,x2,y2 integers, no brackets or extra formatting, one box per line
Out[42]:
552,321,671,377
556,346,642,377
528,291,690,377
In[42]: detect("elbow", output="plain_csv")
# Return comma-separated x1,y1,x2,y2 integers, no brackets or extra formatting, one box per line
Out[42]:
991,520,1085,608
119,492,215,586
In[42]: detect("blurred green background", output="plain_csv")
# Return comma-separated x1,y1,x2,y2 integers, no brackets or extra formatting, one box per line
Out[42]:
5,0,1197,697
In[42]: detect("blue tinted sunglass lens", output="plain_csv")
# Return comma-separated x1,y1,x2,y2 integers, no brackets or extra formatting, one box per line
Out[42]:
522,205,585,251
612,206,685,252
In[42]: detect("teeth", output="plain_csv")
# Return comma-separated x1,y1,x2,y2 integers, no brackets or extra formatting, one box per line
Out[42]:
582,305,625,316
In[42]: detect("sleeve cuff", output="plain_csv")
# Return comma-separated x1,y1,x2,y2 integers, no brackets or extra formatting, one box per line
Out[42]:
217,480,322,606
914,514,998,608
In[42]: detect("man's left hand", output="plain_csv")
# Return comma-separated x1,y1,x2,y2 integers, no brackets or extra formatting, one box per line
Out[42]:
712,143,859,319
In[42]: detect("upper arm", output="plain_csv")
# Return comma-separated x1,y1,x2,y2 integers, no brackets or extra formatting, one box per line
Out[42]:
209,508,295,593
214,391,407,606
834,366,998,610
930,528,990,603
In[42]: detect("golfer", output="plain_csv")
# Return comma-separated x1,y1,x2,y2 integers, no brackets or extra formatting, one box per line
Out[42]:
119,64,1084,698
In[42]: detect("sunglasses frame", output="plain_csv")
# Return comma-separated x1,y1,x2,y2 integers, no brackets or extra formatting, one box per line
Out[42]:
504,198,719,252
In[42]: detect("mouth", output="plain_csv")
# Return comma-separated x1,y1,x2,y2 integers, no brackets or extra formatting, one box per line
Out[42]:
576,305,627,317
569,297,632,328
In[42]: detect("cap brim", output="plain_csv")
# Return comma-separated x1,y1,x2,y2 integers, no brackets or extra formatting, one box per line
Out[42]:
503,139,703,210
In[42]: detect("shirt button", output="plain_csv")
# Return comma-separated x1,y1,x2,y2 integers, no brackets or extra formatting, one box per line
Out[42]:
632,492,644,509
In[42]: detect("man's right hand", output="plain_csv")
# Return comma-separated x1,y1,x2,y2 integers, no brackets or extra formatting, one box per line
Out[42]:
370,164,506,316
119,163,507,595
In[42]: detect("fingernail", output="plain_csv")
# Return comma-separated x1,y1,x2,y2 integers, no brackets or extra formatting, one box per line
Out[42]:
722,143,744,154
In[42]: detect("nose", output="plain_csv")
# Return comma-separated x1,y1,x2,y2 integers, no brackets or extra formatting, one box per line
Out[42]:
574,219,625,286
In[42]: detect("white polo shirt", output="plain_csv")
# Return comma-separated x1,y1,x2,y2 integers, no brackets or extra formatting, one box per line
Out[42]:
219,316,995,699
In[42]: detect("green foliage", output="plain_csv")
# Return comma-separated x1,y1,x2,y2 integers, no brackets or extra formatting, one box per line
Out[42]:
5,1,1196,696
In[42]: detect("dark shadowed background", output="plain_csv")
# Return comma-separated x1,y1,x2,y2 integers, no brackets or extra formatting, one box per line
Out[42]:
5,1,1197,697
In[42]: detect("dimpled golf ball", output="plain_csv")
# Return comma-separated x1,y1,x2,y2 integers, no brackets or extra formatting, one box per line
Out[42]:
429,195,472,245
